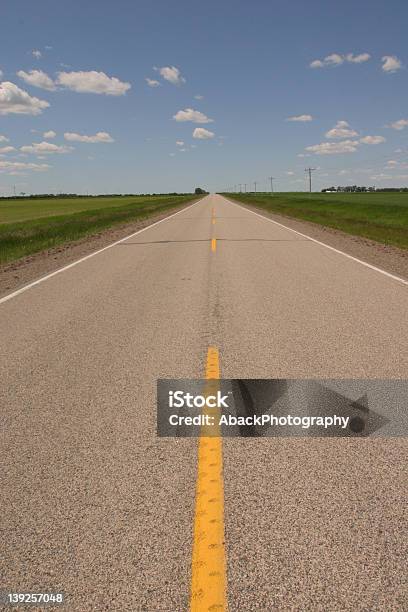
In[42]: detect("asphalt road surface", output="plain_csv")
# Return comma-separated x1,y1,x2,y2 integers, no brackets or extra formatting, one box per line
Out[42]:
1,194,407,611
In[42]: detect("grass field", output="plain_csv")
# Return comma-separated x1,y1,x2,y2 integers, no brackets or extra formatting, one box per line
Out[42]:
0,195,198,264
224,192,408,250
0,195,196,224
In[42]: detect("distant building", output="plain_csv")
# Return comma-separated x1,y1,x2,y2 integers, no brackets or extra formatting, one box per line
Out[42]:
322,185,376,193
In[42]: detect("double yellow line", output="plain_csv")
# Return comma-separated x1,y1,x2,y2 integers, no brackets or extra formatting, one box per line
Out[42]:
190,347,227,611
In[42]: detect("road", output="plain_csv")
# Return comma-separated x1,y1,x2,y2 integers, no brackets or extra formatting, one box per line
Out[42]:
1,194,407,611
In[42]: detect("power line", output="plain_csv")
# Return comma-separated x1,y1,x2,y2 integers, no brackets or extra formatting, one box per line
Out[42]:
305,167,316,193
268,176,276,194
253,181,257,193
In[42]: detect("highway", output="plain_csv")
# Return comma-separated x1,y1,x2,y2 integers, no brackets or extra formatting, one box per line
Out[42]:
1,194,407,610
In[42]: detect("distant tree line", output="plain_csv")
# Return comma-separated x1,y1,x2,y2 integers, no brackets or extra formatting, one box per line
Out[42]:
322,185,408,193
0,192,197,200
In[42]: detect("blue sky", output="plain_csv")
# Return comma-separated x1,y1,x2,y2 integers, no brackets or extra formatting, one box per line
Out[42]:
1,0,408,194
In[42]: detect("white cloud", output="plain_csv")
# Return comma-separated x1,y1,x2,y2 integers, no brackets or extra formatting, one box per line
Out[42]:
17,69,56,91
173,108,213,123
286,171,295,175
305,140,359,155
286,114,313,122
56,71,131,95
359,135,386,145
388,118,408,130
310,53,344,68
325,120,358,139
194,94,204,100
32,50,42,59
193,127,215,140
158,65,185,85
0,161,50,173
0,146,15,154
0,81,50,115
146,78,160,87
325,53,344,66
0,134,9,142
20,141,72,154
0,69,3,79
43,130,56,139
381,55,402,73
310,52,371,68
176,140,184,146
64,131,114,143
345,53,371,63
386,160,398,166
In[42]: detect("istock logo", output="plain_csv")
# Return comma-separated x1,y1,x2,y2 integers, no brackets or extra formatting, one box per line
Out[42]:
168,390,230,409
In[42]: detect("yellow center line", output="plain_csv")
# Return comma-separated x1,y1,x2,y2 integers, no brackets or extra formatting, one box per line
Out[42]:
211,238,217,252
190,347,227,611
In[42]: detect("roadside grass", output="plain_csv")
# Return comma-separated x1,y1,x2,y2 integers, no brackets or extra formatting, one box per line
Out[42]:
224,192,408,250
0,195,198,264
0,195,194,224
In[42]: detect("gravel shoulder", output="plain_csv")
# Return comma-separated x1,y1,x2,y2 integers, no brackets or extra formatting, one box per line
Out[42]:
230,198,408,281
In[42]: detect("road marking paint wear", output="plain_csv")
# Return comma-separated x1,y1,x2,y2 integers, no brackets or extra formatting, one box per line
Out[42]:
191,347,227,611
225,197,408,286
0,198,206,306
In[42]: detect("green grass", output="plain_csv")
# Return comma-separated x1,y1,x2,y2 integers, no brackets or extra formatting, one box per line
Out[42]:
0,195,191,224
0,195,199,264
223,192,408,249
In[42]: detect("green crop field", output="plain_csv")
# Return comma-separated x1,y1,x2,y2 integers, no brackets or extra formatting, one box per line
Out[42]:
0,194,199,264
224,192,408,250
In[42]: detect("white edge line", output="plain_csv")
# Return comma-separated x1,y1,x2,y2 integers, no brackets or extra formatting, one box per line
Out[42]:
225,196,408,287
0,198,204,305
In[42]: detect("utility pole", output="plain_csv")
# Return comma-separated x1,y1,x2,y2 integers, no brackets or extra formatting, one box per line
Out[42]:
305,167,316,193
269,176,275,194
239,183,242,192
244,183,247,193
254,181,257,193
